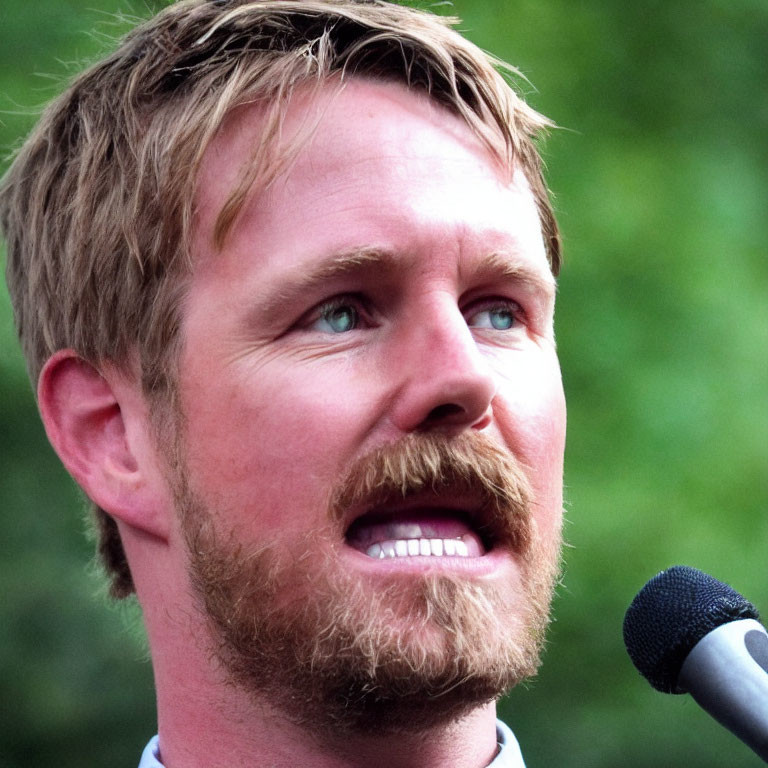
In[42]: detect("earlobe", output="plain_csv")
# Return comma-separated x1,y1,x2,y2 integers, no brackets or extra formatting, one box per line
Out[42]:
38,350,170,541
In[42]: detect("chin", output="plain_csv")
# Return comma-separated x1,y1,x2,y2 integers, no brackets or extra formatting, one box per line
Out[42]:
188,521,558,735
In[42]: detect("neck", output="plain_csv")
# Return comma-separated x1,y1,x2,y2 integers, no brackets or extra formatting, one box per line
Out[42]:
156,681,500,768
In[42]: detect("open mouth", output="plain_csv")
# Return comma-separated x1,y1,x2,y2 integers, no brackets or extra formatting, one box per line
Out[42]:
344,500,493,560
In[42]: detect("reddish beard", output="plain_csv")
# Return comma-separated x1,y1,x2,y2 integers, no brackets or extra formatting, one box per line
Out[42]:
177,432,562,735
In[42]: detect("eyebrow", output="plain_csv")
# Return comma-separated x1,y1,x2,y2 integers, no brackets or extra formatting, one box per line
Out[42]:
471,250,558,301
252,245,556,325
253,248,396,323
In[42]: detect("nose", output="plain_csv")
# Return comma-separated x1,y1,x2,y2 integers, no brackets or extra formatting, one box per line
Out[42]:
388,306,497,435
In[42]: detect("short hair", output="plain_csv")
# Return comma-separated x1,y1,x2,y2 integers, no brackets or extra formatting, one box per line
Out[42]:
0,0,561,598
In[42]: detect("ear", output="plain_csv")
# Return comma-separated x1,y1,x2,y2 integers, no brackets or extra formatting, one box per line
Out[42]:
38,350,171,541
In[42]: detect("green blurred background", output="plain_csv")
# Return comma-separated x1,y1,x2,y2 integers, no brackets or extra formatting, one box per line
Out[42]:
0,1,765,766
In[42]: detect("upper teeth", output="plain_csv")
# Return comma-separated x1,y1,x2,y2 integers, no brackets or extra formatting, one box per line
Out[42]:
366,538,469,559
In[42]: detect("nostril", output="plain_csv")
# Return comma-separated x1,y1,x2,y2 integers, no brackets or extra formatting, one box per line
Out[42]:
425,403,464,423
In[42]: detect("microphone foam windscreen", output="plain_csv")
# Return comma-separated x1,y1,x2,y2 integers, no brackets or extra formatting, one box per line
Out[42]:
623,565,760,693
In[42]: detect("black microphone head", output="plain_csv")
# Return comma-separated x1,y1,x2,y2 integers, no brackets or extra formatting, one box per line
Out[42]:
623,565,760,694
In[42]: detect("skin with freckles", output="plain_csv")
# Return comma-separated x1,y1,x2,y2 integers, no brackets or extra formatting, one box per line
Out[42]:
98,78,566,768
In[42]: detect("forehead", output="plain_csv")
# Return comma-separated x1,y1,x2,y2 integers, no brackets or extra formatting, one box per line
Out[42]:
191,78,551,288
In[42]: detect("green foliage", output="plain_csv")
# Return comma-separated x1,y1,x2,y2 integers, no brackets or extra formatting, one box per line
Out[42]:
1,1,765,765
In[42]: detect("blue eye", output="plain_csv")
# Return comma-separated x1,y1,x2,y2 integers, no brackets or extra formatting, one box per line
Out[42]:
313,302,359,333
468,304,519,330
488,307,515,330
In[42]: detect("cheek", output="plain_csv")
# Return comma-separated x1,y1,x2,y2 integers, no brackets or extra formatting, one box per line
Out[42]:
493,346,565,440
492,353,566,527
178,358,380,534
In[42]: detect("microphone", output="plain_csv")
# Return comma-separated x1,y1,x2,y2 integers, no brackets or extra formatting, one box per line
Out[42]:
623,565,768,762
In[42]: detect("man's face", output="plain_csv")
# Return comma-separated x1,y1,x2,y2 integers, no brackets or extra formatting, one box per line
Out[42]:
172,79,566,732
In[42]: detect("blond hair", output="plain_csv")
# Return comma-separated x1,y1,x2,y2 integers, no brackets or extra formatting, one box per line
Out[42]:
0,0,561,597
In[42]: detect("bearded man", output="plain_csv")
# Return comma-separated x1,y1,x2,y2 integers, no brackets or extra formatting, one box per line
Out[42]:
0,2,566,766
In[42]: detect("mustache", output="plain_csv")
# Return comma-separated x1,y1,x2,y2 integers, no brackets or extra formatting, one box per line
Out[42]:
328,431,534,552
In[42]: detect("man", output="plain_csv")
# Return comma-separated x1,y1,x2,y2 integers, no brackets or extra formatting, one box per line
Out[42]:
0,1,566,766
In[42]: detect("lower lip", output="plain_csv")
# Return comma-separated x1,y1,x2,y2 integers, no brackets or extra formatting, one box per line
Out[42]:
343,543,515,578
